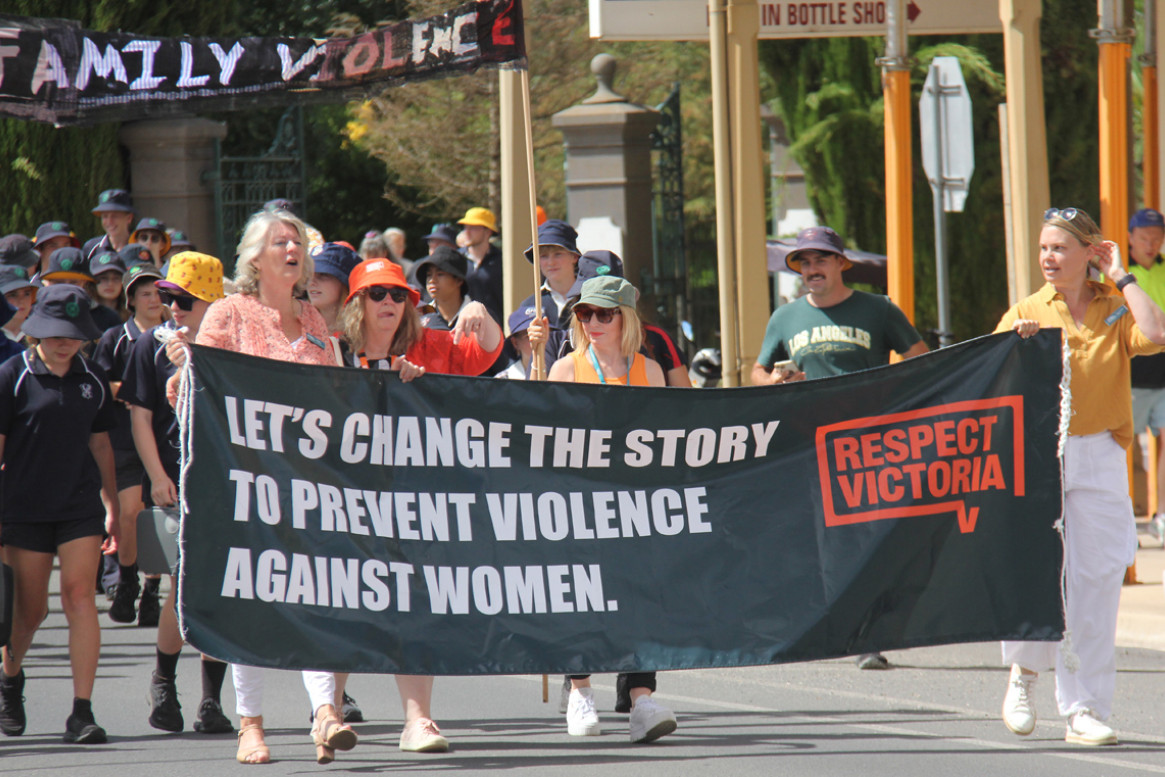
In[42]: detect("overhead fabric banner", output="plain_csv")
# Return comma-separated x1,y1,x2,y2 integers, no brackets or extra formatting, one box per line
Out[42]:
0,0,525,126
179,331,1067,675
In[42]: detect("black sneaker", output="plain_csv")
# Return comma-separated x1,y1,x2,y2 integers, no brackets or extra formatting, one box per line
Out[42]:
0,670,25,736
341,692,364,724
108,577,140,624
147,672,183,732
138,583,161,628
63,712,107,744
192,697,233,734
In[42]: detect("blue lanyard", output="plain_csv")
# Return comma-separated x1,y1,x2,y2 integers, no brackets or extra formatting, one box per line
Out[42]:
587,345,630,385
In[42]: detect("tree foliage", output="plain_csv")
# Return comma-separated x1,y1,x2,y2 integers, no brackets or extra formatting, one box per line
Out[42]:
347,0,717,231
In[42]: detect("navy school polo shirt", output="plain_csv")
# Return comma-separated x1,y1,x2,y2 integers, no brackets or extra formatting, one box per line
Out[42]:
0,349,116,524
118,324,180,482
93,318,142,453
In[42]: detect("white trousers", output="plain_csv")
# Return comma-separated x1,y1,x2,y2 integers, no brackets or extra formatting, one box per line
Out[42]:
232,664,336,719
1001,432,1137,720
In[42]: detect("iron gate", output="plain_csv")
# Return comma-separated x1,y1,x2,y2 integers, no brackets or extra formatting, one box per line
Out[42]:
649,83,690,355
210,106,306,265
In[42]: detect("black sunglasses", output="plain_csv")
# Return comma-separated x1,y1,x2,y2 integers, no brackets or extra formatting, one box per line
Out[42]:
366,286,409,304
157,289,197,311
573,305,621,324
1044,207,1079,223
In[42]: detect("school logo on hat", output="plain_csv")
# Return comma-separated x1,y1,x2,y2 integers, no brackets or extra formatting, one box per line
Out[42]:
65,299,80,318
100,191,113,203
61,256,76,271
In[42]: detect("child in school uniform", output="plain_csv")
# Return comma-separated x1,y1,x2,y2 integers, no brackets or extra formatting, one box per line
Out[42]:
0,284,119,744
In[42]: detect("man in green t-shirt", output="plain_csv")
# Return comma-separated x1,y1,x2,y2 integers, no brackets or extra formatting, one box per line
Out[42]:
751,225,928,670
752,226,927,384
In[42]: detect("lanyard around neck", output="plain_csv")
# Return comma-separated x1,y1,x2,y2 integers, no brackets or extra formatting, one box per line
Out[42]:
587,345,630,385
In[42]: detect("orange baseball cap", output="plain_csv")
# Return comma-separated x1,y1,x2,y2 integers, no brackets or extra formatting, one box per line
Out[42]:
346,259,421,306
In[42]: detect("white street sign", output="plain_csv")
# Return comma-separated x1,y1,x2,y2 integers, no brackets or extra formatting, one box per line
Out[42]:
589,0,1000,41
919,56,974,212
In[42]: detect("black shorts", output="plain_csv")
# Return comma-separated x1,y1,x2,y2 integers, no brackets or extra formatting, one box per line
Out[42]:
1,515,105,554
115,448,146,492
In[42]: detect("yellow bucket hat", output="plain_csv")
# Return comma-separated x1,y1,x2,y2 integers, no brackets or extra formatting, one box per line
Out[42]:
158,251,225,303
458,207,498,234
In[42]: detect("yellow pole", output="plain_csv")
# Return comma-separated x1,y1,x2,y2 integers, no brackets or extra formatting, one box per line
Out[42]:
882,0,914,322
999,0,1050,305
725,0,768,384
709,0,740,387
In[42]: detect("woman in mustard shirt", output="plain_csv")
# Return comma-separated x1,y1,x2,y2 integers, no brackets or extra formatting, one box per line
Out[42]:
997,207,1165,747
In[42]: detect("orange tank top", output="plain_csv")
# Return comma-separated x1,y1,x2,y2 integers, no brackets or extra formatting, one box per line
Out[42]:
569,348,650,386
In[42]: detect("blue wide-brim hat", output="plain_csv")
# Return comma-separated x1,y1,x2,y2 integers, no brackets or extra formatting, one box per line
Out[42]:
23,284,101,341
43,247,95,283
524,219,579,262
310,242,361,285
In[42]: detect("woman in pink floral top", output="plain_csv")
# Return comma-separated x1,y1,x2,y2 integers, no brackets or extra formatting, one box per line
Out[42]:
166,209,352,766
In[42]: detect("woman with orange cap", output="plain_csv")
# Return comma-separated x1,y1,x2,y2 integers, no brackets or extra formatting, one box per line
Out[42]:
333,258,502,752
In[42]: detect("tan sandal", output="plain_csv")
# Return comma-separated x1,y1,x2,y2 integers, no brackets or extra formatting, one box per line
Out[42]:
311,710,357,764
236,722,271,765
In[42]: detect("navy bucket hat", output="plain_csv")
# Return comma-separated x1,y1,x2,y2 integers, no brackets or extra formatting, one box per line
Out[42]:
523,220,579,262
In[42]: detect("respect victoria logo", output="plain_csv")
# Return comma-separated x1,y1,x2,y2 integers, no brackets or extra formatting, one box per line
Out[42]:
815,397,1025,534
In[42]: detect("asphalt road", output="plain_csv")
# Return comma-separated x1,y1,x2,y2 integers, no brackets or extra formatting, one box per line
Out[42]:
1,576,1163,776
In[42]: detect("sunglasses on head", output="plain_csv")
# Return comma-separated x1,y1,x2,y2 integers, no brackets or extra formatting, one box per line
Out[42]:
573,305,621,324
1044,207,1079,223
157,289,197,311
366,285,409,304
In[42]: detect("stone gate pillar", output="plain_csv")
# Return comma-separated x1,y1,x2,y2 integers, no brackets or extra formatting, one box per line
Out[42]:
552,55,659,291
119,117,227,257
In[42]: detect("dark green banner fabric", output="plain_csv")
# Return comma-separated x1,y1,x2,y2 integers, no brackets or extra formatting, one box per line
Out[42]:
179,331,1066,674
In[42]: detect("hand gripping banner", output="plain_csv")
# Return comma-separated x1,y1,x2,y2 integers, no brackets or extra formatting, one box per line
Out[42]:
0,0,525,126
178,331,1066,674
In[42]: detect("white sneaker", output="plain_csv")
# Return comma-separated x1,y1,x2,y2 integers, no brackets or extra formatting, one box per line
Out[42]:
628,696,677,743
1065,709,1118,746
1002,665,1036,736
1149,513,1165,547
566,688,601,736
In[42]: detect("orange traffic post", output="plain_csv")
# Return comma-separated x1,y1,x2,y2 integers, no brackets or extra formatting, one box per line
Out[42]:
1144,0,1160,210
882,0,914,323
1097,17,1131,244
1098,1,1136,582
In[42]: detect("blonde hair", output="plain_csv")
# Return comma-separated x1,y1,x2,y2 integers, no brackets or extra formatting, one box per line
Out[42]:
233,210,314,298
339,290,423,355
569,304,642,360
1045,208,1102,247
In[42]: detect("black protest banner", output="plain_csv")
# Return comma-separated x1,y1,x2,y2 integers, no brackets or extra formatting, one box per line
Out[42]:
179,331,1066,674
0,0,524,126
